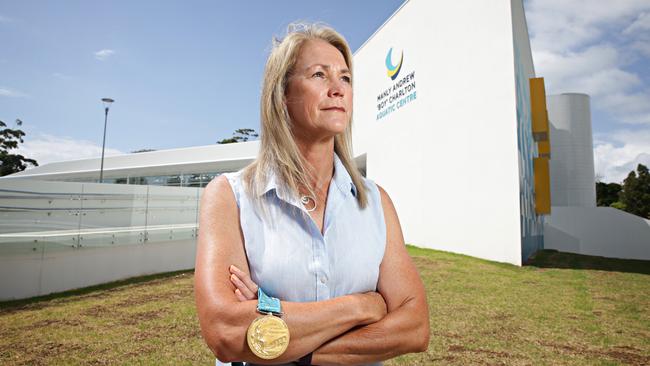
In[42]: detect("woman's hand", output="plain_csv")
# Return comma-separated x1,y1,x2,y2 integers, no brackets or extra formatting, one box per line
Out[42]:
359,292,388,325
229,265,258,302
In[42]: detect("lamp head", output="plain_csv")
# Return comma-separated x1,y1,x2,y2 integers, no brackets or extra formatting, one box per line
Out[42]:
101,98,114,110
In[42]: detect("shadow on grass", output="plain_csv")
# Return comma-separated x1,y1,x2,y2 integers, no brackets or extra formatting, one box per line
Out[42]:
0,269,194,312
526,249,650,275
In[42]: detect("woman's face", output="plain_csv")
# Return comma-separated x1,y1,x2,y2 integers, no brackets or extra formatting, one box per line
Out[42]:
284,39,352,141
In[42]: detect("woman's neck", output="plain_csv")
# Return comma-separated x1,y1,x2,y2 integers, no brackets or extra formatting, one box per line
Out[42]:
294,136,335,194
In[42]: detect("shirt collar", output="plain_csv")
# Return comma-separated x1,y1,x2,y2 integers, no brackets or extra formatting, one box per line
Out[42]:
332,152,358,198
259,152,357,199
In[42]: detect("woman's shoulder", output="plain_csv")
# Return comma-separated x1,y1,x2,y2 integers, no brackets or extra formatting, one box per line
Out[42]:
220,170,243,189
358,175,381,198
358,176,393,209
204,170,245,208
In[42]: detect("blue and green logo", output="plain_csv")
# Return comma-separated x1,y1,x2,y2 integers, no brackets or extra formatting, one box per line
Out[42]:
385,47,403,80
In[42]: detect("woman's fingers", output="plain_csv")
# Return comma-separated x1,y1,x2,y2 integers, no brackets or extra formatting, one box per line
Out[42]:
230,273,256,300
229,265,259,296
234,288,248,302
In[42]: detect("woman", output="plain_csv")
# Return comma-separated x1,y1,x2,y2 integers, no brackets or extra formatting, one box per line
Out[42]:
195,23,429,365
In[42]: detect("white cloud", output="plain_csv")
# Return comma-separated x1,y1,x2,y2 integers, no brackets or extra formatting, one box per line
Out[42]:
94,49,115,61
527,0,650,126
623,12,650,34
0,87,28,98
594,128,650,183
601,91,650,124
16,134,125,167
533,45,640,96
527,0,650,52
630,40,650,57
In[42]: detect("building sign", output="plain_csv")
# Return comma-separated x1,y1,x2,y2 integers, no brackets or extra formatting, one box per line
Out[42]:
376,47,417,120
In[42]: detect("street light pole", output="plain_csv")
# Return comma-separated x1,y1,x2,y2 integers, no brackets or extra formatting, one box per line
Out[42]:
100,98,114,183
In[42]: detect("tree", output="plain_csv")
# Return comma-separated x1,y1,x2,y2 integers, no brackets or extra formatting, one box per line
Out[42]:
217,128,259,144
596,182,622,207
0,119,38,177
619,164,650,219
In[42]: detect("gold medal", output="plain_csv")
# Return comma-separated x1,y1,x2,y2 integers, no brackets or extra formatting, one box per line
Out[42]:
246,314,290,359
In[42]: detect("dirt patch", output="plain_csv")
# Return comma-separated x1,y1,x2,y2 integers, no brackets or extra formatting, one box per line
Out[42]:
6,340,88,365
448,344,467,352
412,256,442,270
447,344,514,358
538,341,650,365
132,330,159,342
0,302,54,316
81,305,110,318
40,341,85,357
114,287,193,308
118,308,169,326
603,349,650,365
614,345,642,352
115,295,162,307
433,331,463,340
492,313,513,321
21,317,84,331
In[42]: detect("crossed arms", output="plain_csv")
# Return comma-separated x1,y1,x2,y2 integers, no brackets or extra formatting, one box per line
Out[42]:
194,175,430,364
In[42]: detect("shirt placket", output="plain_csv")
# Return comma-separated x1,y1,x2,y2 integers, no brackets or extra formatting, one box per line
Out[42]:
313,234,330,301
277,183,341,302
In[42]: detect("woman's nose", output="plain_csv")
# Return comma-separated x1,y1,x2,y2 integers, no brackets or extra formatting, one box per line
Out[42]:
328,78,345,98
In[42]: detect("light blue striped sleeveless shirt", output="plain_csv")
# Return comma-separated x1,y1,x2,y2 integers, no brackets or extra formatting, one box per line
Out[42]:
218,153,385,366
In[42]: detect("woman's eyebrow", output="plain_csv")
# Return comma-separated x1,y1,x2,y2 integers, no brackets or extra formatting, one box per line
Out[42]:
305,63,350,74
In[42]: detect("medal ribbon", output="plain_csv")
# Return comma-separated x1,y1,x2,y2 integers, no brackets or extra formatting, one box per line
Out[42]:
257,288,282,316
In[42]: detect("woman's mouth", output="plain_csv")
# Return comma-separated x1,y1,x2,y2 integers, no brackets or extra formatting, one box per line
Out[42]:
322,107,346,112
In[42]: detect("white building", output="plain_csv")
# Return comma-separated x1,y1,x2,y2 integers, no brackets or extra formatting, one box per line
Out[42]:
543,94,650,260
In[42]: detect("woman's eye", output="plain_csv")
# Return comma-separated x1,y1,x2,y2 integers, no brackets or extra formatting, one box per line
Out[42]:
341,75,351,83
312,71,325,78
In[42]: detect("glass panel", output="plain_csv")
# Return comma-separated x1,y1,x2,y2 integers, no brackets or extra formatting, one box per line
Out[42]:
77,182,148,247
0,179,84,235
41,232,79,253
0,234,46,256
145,185,200,243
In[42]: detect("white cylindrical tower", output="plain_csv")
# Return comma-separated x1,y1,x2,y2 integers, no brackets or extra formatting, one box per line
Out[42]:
547,93,596,207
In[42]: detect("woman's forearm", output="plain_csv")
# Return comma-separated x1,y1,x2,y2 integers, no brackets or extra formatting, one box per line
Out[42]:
204,291,386,364
312,296,430,365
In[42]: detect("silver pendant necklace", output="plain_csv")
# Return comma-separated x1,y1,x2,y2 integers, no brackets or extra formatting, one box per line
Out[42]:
300,194,317,212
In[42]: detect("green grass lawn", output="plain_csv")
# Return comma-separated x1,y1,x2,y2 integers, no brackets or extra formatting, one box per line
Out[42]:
1,246,648,365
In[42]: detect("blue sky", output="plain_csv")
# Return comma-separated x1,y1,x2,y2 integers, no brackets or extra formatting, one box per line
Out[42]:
1,0,649,183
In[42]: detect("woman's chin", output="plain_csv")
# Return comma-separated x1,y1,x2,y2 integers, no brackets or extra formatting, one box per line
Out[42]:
323,120,349,134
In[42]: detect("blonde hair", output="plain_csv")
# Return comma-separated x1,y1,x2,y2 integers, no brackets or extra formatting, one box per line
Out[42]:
242,22,368,209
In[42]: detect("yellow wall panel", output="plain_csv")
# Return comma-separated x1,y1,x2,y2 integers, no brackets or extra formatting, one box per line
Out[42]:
538,140,551,158
534,157,551,214
530,78,549,142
